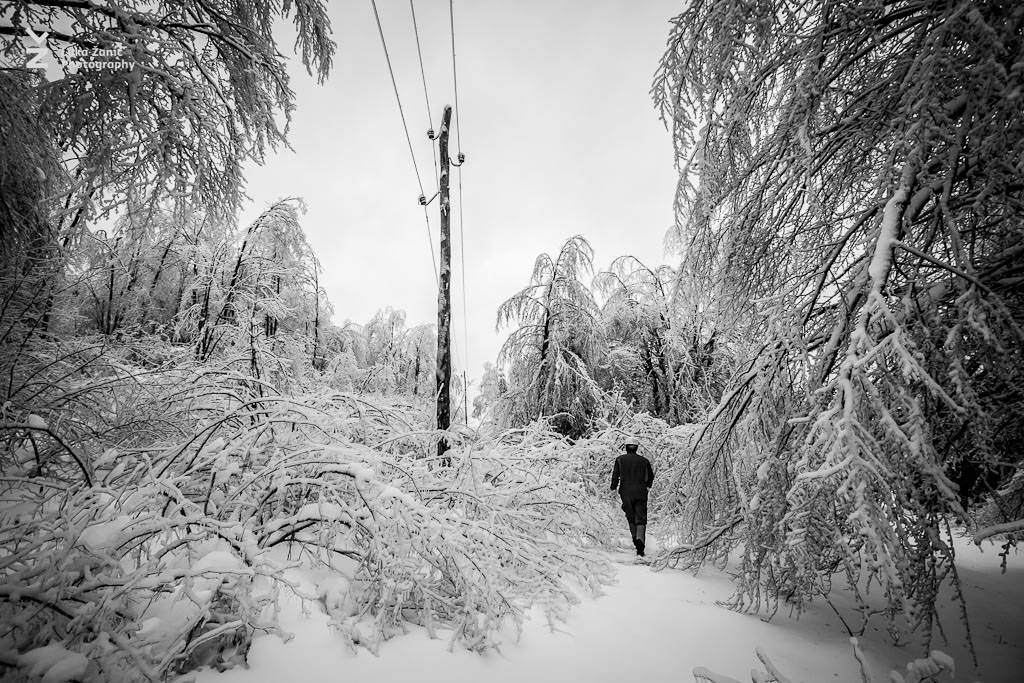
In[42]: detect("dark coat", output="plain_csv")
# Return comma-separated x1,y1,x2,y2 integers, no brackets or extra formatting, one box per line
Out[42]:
610,451,654,499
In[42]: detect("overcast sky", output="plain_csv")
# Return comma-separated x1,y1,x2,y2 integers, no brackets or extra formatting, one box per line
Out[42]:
241,0,682,389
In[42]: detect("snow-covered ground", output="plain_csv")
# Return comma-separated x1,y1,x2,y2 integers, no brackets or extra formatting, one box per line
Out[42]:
197,535,1023,683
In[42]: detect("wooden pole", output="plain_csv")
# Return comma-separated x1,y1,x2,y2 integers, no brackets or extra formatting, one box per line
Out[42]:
436,105,453,461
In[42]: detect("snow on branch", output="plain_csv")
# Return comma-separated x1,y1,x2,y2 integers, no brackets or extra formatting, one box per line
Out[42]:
654,0,1024,646
0,338,614,680
973,519,1024,544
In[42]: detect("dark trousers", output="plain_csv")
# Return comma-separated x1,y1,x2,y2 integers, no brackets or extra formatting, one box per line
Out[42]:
620,495,648,540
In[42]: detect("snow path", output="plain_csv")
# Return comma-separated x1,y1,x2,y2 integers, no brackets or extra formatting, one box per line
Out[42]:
198,539,1023,683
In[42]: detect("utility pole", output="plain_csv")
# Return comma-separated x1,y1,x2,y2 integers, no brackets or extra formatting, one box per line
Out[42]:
436,105,453,461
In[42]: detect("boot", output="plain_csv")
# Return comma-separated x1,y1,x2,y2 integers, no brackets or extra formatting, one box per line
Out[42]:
635,524,646,557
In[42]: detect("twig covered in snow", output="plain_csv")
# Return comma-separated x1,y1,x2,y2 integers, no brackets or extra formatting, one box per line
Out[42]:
0,336,614,681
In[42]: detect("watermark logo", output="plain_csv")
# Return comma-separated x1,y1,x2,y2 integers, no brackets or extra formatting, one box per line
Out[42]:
66,46,134,71
21,28,134,73
25,28,50,71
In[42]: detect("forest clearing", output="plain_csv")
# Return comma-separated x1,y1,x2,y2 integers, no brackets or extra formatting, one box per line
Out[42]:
1,1,1021,682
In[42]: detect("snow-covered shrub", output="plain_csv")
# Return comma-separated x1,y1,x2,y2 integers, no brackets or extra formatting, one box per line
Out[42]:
0,336,614,680
494,410,701,537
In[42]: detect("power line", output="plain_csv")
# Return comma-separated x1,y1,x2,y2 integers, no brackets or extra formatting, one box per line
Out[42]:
409,0,441,190
456,170,468,408
370,0,426,196
370,0,438,282
409,0,434,132
456,175,468,371
448,0,463,155
420,207,438,284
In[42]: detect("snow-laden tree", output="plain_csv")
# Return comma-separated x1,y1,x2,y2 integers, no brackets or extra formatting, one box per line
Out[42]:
0,70,60,261
169,199,322,377
353,308,436,397
595,256,730,424
59,203,209,336
0,1,336,355
1,0,334,227
595,257,678,420
398,322,437,398
315,311,436,399
654,0,1024,646
496,236,607,436
472,362,507,425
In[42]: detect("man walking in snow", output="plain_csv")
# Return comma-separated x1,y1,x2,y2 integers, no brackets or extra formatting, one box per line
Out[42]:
610,442,655,557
